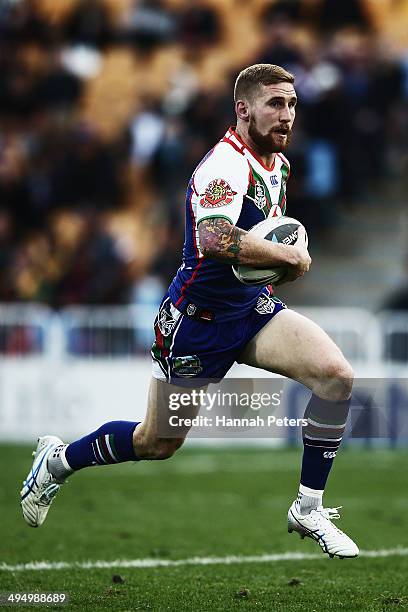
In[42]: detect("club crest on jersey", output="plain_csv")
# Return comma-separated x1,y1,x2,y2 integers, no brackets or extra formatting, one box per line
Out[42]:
254,182,267,210
255,294,276,315
200,178,236,208
270,174,279,187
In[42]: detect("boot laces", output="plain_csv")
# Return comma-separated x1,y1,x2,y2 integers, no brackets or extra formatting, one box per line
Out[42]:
312,506,343,534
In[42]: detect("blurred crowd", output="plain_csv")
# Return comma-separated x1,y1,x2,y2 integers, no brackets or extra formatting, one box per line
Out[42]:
0,0,407,308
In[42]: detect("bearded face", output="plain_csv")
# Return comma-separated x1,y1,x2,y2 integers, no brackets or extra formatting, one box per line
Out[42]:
244,82,297,154
248,114,292,153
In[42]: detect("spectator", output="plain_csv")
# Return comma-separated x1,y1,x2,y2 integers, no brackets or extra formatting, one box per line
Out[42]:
35,50,83,112
64,0,113,49
52,123,122,210
316,0,371,34
120,0,177,53
254,12,303,70
178,0,221,50
0,0,55,47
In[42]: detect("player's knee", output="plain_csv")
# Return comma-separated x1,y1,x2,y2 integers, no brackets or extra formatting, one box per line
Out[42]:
321,359,354,401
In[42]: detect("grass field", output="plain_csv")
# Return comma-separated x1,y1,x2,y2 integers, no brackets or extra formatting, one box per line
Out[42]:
0,445,407,611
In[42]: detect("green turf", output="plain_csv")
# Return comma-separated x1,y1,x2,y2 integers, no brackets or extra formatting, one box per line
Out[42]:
0,445,407,611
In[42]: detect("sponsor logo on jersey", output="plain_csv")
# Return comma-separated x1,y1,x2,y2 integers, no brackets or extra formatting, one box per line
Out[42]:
200,178,237,208
255,294,276,315
270,174,279,187
172,355,203,377
323,451,337,459
254,182,267,210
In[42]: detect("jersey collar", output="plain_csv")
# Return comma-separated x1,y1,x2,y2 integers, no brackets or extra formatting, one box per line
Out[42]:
225,126,276,171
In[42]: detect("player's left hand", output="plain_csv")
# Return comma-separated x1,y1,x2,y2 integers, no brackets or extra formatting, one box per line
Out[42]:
281,226,311,283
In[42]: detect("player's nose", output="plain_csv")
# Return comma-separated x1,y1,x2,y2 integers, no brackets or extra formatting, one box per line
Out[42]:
279,105,292,122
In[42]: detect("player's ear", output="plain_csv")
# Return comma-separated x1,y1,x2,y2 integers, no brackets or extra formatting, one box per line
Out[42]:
235,99,250,122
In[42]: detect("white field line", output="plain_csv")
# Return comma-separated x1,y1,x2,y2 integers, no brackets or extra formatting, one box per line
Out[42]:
92,453,404,477
1,548,408,572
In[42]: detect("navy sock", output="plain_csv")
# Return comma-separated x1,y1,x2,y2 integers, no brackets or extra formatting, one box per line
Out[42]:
65,421,140,471
301,394,350,490
300,446,334,490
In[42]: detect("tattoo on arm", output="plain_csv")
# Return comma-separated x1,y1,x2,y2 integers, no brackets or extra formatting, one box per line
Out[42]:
198,218,246,264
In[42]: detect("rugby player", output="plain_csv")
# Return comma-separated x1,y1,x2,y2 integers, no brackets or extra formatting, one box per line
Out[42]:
21,64,358,559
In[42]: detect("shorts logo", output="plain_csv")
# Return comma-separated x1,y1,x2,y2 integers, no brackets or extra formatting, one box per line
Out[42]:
323,451,337,459
255,294,276,315
200,178,237,208
172,355,203,377
158,307,177,337
254,182,267,210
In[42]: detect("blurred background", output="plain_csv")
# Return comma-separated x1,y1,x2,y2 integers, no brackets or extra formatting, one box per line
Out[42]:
0,0,407,442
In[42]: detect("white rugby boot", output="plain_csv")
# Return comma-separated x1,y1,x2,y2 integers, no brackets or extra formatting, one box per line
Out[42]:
20,436,67,528
287,501,359,559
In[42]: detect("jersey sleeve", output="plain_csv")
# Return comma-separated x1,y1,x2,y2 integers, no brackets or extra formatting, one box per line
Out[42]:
193,143,250,226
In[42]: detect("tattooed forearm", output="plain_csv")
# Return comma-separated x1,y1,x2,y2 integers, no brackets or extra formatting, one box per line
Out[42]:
198,218,246,264
198,217,307,270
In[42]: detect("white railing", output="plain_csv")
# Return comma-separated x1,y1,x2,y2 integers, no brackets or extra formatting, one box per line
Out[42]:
0,303,406,363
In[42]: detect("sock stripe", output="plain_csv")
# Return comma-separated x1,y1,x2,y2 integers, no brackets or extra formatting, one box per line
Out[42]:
108,434,120,462
307,417,347,429
95,439,106,464
91,441,100,464
304,438,341,449
98,436,115,464
93,439,106,464
103,434,118,463
304,434,342,442
305,425,345,440
304,443,341,450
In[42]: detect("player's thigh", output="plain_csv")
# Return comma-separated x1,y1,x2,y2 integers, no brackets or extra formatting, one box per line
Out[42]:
238,309,353,399
135,376,204,450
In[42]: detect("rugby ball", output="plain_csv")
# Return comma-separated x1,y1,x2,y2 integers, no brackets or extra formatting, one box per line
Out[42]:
232,216,307,286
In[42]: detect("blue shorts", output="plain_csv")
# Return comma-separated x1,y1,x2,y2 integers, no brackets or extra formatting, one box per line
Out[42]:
151,287,287,384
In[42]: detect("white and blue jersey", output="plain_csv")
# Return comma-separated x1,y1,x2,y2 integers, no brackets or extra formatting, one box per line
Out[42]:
168,127,290,322
152,127,290,383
